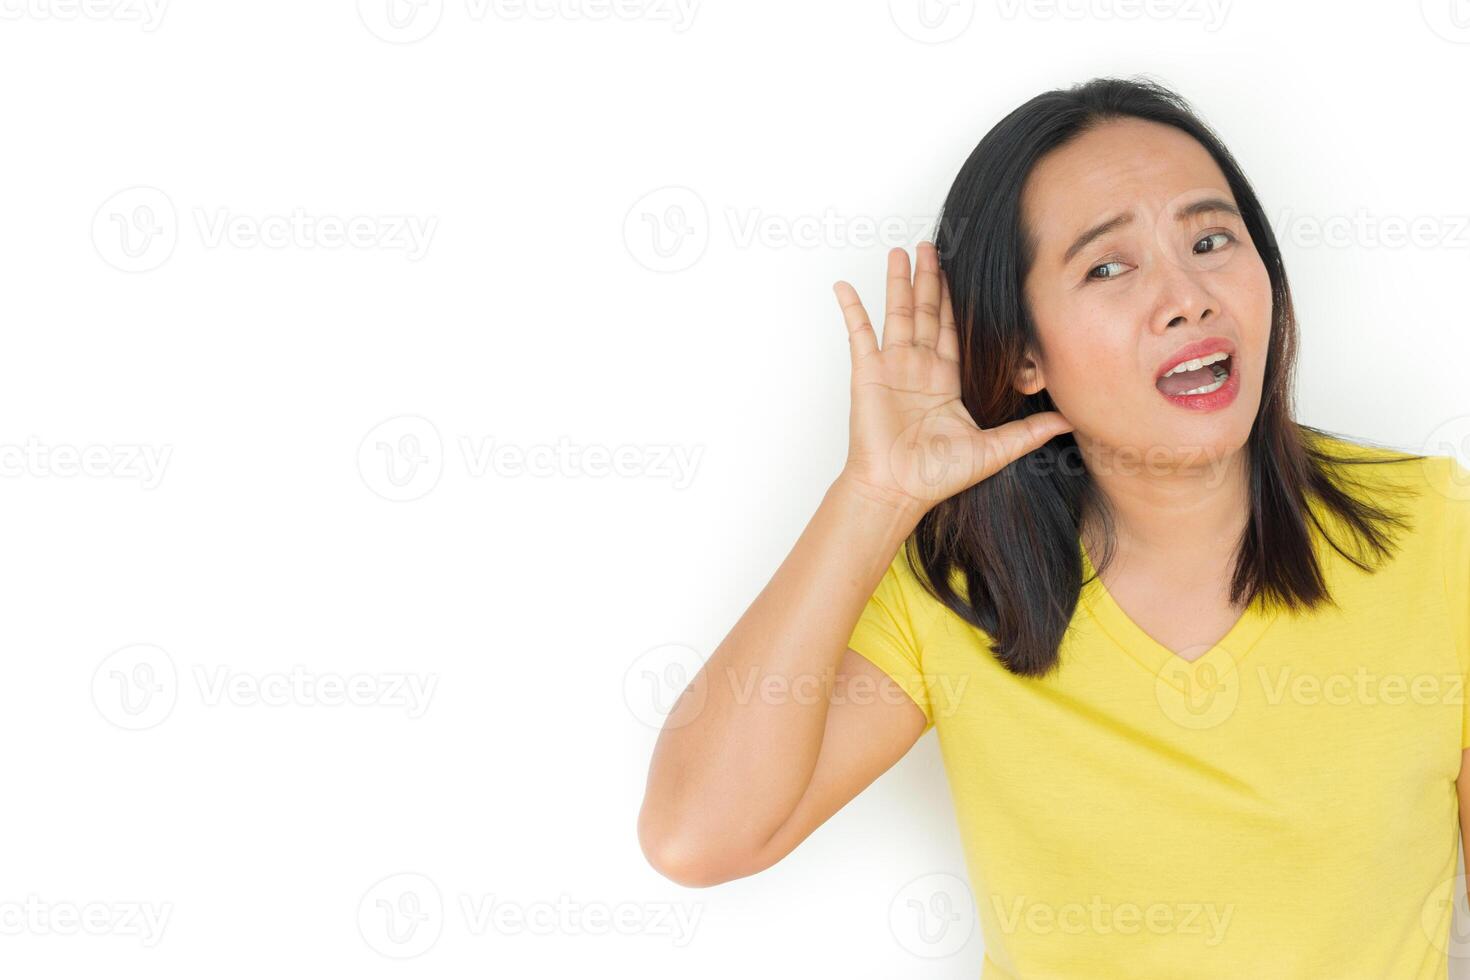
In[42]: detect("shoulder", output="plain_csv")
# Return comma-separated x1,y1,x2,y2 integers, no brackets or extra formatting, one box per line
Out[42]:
1304,430,1462,520
1314,431,1470,580
878,539,969,630
881,540,939,610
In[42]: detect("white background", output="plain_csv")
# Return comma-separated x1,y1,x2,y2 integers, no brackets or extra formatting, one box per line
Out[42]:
2,0,1469,976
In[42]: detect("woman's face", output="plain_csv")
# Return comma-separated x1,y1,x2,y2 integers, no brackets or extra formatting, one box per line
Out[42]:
1017,117,1273,470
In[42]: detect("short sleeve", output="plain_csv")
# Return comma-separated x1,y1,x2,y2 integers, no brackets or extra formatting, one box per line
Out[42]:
847,545,935,731
1429,455,1470,749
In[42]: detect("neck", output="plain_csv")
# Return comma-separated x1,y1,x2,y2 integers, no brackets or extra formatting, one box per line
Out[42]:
1078,437,1251,571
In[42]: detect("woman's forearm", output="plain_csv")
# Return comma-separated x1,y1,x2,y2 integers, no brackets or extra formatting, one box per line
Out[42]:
637,473,920,883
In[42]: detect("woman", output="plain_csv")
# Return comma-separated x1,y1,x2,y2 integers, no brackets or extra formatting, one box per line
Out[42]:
638,75,1470,978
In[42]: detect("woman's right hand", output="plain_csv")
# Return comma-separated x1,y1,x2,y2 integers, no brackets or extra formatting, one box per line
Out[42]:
832,241,1075,518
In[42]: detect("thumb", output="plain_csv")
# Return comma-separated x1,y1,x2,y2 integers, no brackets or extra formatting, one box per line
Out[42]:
977,411,1074,476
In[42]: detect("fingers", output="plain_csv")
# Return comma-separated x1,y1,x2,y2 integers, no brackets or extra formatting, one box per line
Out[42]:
832,281,879,362
912,241,942,351
882,247,915,349
937,268,960,363
979,411,1075,477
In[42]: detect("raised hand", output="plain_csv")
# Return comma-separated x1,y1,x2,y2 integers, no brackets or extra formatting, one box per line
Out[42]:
832,241,1074,517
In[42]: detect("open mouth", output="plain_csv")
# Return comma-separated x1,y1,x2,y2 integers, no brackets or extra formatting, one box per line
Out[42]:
1156,353,1232,398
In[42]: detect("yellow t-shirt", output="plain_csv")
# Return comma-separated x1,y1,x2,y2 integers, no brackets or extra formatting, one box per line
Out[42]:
847,439,1470,979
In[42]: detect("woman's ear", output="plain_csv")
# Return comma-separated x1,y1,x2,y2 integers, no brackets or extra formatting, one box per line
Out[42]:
1013,351,1047,396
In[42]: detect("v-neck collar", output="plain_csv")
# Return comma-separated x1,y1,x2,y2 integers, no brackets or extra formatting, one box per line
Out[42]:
1077,540,1280,692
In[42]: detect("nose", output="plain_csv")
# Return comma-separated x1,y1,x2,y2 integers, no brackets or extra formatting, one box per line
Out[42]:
1150,258,1216,335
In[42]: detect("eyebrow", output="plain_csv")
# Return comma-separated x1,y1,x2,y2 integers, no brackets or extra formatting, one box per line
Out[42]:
1060,196,1242,267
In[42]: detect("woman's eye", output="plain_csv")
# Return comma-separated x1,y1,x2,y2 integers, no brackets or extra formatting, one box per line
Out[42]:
1085,231,1236,283
1194,230,1235,254
1086,259,1126,282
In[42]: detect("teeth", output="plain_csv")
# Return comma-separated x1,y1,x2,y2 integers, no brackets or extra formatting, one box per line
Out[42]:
1162,350,1230,378
1176,365,1229,396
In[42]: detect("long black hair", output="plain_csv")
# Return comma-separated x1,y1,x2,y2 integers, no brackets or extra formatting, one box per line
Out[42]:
910,74,1424,678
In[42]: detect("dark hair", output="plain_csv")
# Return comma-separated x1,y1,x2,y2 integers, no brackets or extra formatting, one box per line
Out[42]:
911,74,1424,678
